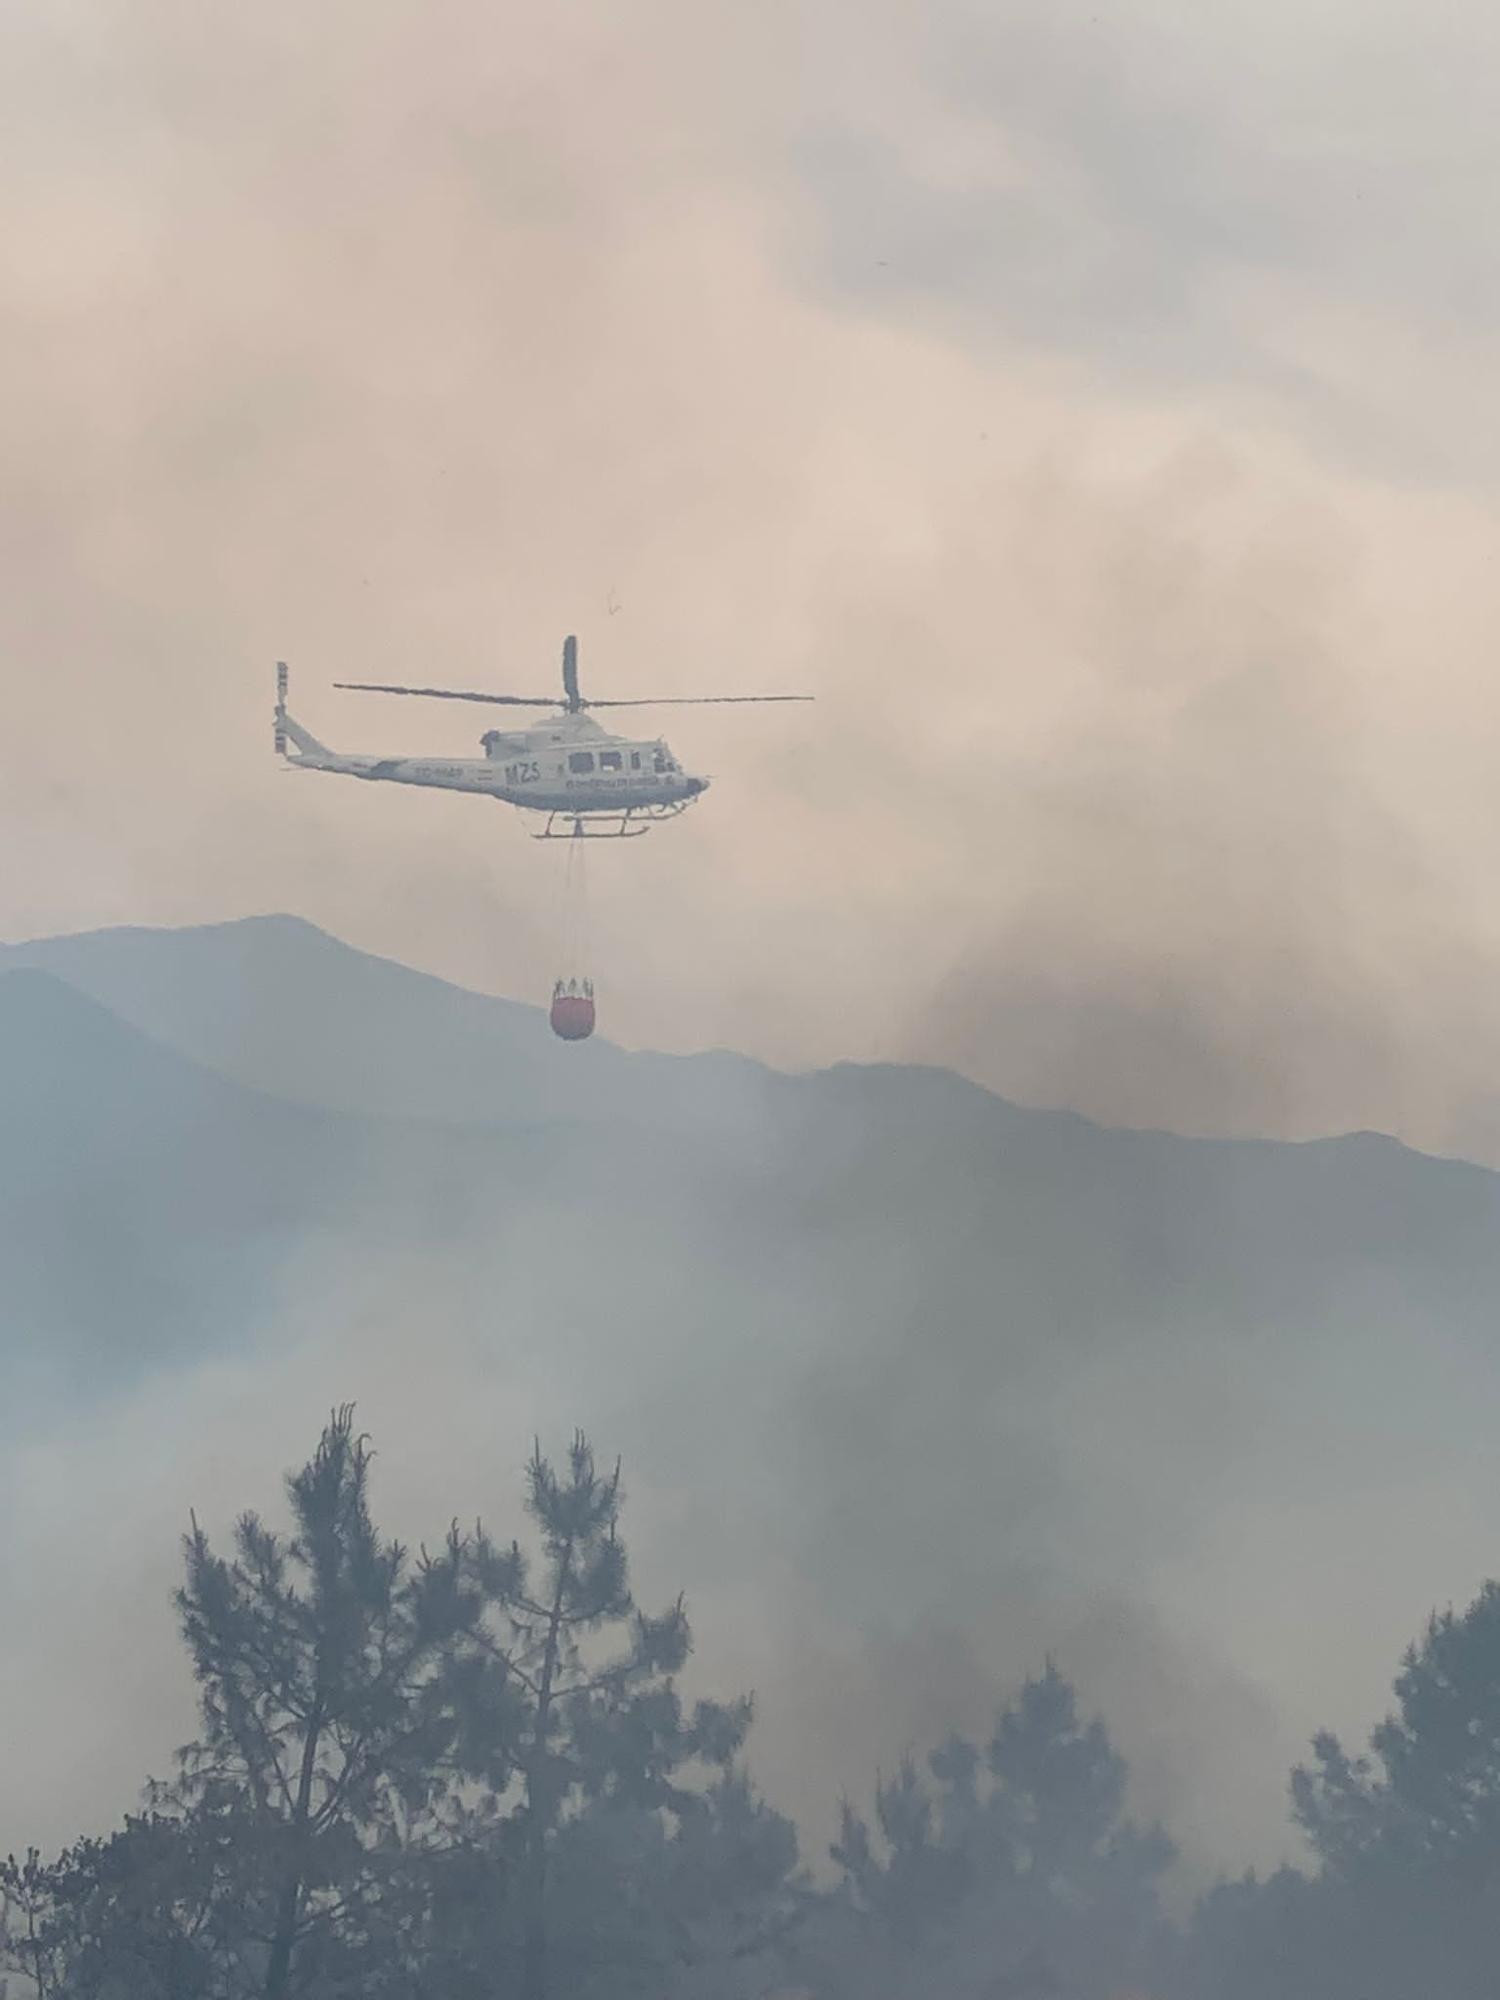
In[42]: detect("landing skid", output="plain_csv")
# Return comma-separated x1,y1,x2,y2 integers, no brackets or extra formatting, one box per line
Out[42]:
531,802,691,840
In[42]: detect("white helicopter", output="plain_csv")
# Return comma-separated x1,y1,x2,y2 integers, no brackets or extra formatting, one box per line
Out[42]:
274,635,810,838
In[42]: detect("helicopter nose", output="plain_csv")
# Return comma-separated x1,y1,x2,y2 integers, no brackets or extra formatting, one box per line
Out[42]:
686,774,710,796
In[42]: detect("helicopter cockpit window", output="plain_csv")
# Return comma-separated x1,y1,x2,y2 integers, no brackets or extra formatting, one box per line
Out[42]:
653,749,669,772
599,750,622,771
567,751,595,774
630,751,641,770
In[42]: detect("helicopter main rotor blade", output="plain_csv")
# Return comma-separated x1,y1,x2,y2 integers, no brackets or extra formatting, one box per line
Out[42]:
333,682,560,706
583,695,815,707
331,680,814,709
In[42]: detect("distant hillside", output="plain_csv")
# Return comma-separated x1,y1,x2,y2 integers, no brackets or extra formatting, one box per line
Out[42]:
0,914,768,1132
0,964,531,1397
6,915,1499,1387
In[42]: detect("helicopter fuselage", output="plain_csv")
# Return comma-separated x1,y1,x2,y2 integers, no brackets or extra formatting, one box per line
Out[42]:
279,706,708,818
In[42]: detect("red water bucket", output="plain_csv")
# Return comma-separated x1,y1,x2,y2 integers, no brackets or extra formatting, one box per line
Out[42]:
549,981,595,1041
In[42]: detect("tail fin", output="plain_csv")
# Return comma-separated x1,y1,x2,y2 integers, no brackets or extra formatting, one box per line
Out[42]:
274,661,330,759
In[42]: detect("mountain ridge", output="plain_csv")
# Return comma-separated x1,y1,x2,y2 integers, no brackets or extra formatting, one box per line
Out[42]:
5,912,1491,1179
5,918,1500,1404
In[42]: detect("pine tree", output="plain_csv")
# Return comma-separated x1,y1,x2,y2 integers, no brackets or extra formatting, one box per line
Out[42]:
1,1816,233,1999
829,1665,1171,2000
3,1417,802,2000
448,1432,798,2000
1275,1578,1500,1999
1294,1578,1500,1878
0,1847,69,1999
163,1405,479,1997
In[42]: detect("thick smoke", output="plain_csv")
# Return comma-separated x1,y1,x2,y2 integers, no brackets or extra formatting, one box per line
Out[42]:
8,0,1500,1934
4,0,1500,1155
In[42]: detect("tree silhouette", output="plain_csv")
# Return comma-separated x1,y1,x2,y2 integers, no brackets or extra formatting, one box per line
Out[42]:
1295,1579,1500,1879
164,1405,478,1997
830,1664,1171,2000
447,1432,796,1999
0,1815,236,1999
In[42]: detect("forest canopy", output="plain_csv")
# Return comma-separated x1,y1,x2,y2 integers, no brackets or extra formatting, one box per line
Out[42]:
6,1409,1500,2000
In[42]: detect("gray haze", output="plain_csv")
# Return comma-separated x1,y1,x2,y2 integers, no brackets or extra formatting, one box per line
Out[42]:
7,0,1500,1925
7,919,1500,1892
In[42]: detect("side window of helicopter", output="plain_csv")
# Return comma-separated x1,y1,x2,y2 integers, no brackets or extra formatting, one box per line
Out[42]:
599,750,622,771
567,751,595,774
630,751,641,769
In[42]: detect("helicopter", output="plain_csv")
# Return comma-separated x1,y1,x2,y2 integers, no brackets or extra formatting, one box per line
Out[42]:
274,635,811,838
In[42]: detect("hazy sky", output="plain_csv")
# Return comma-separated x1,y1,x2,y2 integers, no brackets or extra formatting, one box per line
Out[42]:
7,0,1500,1155
12,0,1500,1900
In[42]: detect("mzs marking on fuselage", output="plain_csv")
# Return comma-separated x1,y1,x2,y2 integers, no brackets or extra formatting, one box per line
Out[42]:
481,717,705,814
